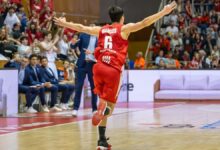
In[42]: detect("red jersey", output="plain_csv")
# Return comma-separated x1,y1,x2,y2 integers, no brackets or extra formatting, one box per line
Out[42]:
95,23,128,71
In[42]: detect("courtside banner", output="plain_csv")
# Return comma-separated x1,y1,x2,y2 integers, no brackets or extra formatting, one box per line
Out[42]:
128,70,220,102
117,70,128,102
0,70,18,116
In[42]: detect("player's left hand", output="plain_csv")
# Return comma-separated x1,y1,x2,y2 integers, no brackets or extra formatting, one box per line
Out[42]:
163,1,177,15
84,49,93,55
54,17,67,27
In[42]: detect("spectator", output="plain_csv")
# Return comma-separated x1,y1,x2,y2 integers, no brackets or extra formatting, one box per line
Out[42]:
189,52,200,69
40,56,74,110
165,20,179,36
155,50,166,65
171,33,183,51
18,56,39,113
57,29,69,60
165,52,176,69
17,36,32,57
11,22,22,39
158,59,167,69
39,31,59,79
185,0,193,21
23,54,60,112
4,6,20,33
134,51,146,69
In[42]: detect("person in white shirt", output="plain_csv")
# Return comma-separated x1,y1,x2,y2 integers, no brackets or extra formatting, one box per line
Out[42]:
17,36,33,57
4,6,20,33
166,20,179,36
58,33,69,60
40,31,59,79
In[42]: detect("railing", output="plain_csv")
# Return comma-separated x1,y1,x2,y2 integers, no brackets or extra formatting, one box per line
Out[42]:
145,0,167,63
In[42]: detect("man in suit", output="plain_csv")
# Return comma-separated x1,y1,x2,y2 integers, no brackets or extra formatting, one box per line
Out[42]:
4,54,40,113
18,56,40,113
72,26,98,116
40,56,74,110
23,54,61,112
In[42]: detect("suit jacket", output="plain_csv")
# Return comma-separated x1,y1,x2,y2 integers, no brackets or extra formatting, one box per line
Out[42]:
75,33,97,68
23,64,46,86
40,66,59,84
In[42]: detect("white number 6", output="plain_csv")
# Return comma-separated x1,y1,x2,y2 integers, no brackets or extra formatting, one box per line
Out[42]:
104,36,113,49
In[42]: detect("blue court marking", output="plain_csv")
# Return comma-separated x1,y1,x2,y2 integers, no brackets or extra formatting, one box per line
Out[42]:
201,120,220,129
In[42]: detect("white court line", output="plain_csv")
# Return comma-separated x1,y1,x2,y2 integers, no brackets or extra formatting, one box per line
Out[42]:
0,103,183,137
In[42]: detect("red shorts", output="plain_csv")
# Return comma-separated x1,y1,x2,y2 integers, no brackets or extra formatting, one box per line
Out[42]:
93,62,121,103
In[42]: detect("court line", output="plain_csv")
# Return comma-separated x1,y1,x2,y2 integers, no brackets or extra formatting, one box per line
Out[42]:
201,120,220,129
0,103,182,137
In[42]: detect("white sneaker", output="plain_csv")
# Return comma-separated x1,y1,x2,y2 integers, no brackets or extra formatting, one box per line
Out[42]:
50,106,62,112
25,107,38,113
60,103,67,110
65,104,71,110
42,105,50,113
72,110,78,117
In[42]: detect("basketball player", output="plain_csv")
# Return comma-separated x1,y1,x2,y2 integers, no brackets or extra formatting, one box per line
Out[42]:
54,1,177,149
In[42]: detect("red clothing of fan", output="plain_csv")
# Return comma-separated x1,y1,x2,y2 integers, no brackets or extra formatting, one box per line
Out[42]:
93,23,128,103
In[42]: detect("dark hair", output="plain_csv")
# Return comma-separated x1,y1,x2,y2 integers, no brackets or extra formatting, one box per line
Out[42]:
29,54,38,60
40,56,48,62
108,6,124,23
20,36,28,42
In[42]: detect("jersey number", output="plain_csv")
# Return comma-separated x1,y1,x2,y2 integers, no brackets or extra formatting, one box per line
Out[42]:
104,36,113,49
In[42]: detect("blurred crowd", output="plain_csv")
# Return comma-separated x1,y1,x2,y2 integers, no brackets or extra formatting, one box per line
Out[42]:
0,0,81,113
149,0,220,69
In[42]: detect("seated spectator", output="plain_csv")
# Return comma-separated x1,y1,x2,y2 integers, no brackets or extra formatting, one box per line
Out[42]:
18,56,39,113
199,50,210,69
211,54,219,69
66,62,75,84
23,54,61,112
32,38,41,55
160,33,171,53
155,50,166,65
189,52,200,69
40,56,74,110
4,52,21,68
171,33,183,51
158,59,166,69
134,51,146,69
169,10,178,26
165,52,176,69
58,60,70,81
4,6,20,33
211,45,220,58
165,20,179,36
11,22,22,39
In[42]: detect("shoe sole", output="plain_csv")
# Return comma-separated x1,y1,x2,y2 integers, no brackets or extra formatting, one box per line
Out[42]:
96,146,111,150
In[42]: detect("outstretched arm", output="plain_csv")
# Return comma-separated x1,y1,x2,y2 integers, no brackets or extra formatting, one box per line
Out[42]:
54,17,101,37
121,1,177,39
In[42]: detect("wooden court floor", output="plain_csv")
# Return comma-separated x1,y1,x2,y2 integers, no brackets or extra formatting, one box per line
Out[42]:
1,102,220,150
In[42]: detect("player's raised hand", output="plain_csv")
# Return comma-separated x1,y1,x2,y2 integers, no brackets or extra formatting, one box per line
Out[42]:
162,1,177,15
54,17,67,27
